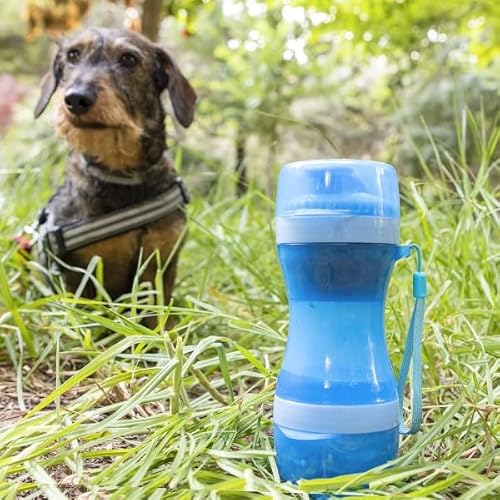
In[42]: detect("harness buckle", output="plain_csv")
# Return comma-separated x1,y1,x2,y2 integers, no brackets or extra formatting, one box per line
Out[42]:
174,177,190,204
46,227,67,257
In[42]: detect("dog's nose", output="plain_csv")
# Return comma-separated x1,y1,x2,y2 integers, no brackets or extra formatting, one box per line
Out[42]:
64,87,97,116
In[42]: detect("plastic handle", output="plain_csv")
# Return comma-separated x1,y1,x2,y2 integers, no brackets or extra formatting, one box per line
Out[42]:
397,243,426,435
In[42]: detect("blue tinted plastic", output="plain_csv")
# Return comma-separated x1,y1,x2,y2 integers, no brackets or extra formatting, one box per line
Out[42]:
274,243,403,482
276,159,400,218
276,243,399,405
274,160,405,485
274,424,399,482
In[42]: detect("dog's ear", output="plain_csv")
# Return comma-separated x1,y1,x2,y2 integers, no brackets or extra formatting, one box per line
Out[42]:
34,48,63,119
155,47,196,128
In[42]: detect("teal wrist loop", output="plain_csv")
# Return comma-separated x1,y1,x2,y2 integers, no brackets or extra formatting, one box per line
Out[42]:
397,243,426,435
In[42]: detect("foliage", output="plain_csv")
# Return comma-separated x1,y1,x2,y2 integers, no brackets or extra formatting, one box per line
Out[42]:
165,0,500,178
25,0,90,40
1,0,499,177
0,1,499,496
0,102,498,496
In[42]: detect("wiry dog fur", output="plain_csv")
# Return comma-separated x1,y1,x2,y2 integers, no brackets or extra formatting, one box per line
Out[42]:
34,28,196,309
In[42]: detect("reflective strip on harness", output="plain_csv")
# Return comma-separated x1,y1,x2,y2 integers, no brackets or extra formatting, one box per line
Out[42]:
41,178,188,257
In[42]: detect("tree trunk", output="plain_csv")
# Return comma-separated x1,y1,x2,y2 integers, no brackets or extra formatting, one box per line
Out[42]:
141,0,164,42
265,124,278,197
235,128,247,197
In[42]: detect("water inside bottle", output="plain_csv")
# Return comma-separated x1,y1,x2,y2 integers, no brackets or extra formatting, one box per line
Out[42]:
277,243,400,405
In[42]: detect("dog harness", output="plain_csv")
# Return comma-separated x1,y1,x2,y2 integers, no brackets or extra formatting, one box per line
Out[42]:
33,161,189,262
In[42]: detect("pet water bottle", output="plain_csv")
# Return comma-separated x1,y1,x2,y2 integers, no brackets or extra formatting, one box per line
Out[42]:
273,159,426,482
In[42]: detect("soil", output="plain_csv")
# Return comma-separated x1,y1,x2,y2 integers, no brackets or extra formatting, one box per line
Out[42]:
0,360,163,498
0,361,82,428
0,361,115,498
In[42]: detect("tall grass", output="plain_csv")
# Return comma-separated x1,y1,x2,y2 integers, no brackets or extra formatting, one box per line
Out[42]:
0,107,498,498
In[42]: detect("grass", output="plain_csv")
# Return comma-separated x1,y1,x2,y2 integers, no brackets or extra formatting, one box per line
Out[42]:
0,104,498,499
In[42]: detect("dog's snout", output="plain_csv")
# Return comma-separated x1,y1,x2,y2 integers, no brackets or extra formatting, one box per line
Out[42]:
64,87,97,116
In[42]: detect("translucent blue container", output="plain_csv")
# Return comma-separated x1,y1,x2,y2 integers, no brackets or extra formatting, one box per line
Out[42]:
274,159,410,482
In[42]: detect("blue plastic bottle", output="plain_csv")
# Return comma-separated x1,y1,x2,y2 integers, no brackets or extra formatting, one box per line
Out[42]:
274,159,422,482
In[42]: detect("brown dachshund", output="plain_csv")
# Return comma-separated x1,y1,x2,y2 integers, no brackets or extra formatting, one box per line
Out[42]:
34,28,196,308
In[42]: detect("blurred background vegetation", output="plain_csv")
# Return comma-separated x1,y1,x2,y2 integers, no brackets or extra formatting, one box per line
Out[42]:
0,0,499,193
0,3,498,496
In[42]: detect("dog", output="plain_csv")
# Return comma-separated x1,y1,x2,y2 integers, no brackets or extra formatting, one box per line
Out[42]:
33,28,196,309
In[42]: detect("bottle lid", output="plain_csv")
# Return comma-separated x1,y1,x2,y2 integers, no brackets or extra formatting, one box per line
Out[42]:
276,159,401,244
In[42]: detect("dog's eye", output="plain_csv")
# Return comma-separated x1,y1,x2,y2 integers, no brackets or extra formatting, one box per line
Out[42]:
67,49,80,64
119,52,139,68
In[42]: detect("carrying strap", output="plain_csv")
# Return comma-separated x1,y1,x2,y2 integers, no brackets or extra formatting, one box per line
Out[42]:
397,243,426,435
39,177,189,257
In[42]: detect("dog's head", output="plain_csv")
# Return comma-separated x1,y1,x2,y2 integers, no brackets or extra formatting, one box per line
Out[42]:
34,28,196,169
